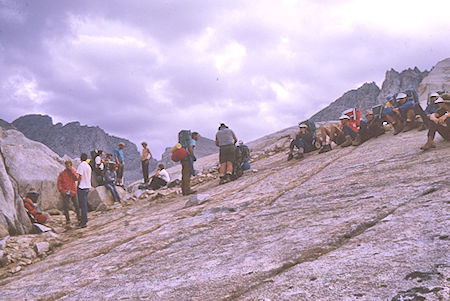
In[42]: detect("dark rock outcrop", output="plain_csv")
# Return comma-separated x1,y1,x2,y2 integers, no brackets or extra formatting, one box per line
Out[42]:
11,115,153,184
310,82,380,122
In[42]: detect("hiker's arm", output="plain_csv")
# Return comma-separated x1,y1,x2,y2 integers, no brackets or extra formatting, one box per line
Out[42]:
430,112,439,123
189,145,195,159
77,174,82,188
233,134,237,144
215,137,219,147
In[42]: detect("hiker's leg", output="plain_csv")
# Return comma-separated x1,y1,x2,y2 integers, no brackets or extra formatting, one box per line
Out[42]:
219,163,226,176
436,121,450,140
226,161,233,175
77,188,89,226
319,126,330,143
181,159,191,194
61,194,70,223
70,195,81,222
142,160,149,183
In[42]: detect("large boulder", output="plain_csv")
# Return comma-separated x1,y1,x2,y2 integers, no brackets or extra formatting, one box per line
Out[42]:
0,128,33,237
88,186,127,211
418,57,450,103
0,128,65,211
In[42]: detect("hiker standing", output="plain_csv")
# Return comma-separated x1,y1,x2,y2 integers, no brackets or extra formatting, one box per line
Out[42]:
57,160,81,226
141,142,152,183
181,131,199,196
114,142,125,186
77,153,91,228
215,123,237,184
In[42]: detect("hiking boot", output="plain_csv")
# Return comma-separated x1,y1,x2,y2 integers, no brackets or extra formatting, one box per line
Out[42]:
287,153,294,161
420,138,436,151
352,135,362,146
403,120,416,132
78,223,87,228
318,144,331,154
340,137,353,147
393,122,404,135
185,190,197,196
219,175,227,185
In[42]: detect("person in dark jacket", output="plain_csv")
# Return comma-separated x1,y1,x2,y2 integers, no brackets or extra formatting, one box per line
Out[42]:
288,123,317,160
358,110,385,143
57,160,81,225
104,163,120,202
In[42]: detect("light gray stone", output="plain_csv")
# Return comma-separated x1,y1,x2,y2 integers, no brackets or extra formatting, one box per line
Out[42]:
34,242,50,256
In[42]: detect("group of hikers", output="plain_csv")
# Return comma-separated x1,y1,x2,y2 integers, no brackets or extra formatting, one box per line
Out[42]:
286,90,450,160
169,126,251,195
22,90,448,229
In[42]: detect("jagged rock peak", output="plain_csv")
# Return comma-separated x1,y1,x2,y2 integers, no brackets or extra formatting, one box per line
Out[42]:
310,82,380,122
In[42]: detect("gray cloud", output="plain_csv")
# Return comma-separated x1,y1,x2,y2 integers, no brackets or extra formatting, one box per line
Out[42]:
1,0,449,157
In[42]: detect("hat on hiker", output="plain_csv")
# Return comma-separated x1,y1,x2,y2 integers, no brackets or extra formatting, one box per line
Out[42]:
339,115,350,120
119,142,125,146
299,124,308,128
396,92,407,99
434,97,450,104
386,94,394,101
429,92,439,98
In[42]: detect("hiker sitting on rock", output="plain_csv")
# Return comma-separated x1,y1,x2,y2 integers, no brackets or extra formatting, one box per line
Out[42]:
418,92,440,131
104,163,121,202
149,164,170,190
319,114,359,151
23,188,47,224
391,92,417,134
238,140,251,170
216,123,237,184
57,160,81,225
416,94,450,150
288,123,317,160
358,109,385,142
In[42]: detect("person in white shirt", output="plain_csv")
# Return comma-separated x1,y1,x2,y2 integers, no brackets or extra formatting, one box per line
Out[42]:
149,164,170,190
77,153,92,228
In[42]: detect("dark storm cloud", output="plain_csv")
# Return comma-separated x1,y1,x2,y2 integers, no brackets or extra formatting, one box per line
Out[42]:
1,0,449,157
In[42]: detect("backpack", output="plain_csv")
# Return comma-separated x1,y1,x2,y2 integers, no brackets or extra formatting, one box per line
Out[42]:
178,130,192,149
342,108,362,126
171,148,188,162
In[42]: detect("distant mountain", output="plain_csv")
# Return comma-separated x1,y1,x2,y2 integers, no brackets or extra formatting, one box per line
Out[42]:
377,67,429,103
0,119,15,130
310,66,429,122
12,114,155,184
310,82,380,122
160,136,218,169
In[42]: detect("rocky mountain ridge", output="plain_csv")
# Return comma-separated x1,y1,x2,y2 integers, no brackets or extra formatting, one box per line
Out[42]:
11,114,153,184
310,66,429,121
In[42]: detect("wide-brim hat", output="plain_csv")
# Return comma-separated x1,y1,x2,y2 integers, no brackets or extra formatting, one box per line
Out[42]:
339,115,350,120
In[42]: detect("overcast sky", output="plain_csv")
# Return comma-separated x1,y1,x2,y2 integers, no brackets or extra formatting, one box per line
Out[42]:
1,0,449,158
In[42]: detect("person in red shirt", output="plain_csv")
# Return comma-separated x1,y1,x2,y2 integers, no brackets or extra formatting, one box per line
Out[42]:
57,160,81,225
